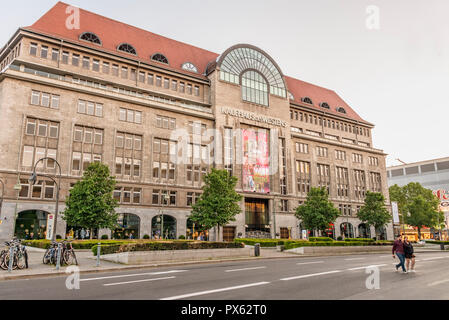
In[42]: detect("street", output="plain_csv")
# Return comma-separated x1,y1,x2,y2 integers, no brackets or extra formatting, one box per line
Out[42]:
1,251,449,300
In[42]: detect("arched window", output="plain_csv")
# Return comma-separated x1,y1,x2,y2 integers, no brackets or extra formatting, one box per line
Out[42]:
218,45,286,98
337,107,347,114
151,53,169,64
241,70,269,106
182,62,198,73
302,97,313,104
117,43,137,55
320,102,330,109
79,32,101,45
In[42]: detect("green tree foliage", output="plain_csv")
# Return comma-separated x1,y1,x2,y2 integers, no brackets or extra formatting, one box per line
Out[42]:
357,191,391,238
189,169,243,242
63,162,119,239
389,182,443,239
295,187,340,234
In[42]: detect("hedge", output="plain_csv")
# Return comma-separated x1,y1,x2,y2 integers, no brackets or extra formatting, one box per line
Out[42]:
425,240,449,245
21,240,131,250
344,238,375,242
91,241,245,256
309,237,334,242
284,241,394,250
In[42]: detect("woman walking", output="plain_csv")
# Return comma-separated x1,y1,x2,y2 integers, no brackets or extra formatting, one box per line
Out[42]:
403,236,416,273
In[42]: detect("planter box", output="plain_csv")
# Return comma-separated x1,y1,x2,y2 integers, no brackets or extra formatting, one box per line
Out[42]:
287,246,391,255
100,248,253,265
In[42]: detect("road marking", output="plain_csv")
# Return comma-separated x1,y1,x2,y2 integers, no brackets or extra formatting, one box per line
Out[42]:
344,258,364,261
380,255,392,258
296,261,324,266
104,276,176,287
422,257,445,261
347,264,386,271
225,266,267,273
428,279,449,287
280,270,341,281
160,282,270,300
80,270,188,282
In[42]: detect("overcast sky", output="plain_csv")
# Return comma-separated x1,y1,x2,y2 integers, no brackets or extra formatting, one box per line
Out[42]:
2,0,448,167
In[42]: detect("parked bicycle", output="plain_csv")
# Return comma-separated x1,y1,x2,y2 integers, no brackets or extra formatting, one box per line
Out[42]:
0,238,28,271
43,241,78,266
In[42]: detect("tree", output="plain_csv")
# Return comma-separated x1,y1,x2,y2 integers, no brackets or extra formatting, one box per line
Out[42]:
189,168,243,242
389,182,443,240
63,162,119,239
295,187,340,236
357,191,391,239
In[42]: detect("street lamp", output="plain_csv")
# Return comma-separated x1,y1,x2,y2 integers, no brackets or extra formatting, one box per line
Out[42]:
29,157,61,241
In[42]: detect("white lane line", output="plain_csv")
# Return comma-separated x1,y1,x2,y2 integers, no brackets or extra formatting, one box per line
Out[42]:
80,270,188,282
347,264,386,271
428,279,449,287
296,261,324,266
422,257,445,261
104,276,176,287
344,258,364,261
160,282,270,301
280,270,341,281
225,266,267,273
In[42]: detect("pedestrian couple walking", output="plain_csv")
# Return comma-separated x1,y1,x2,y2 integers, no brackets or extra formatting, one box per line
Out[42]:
392,235,416,273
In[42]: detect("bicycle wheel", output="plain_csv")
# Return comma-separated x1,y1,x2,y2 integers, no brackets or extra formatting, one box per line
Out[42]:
43,249,51,264
3,253,18,270
64,250,78,266
16,252,27,270
0,251,7,270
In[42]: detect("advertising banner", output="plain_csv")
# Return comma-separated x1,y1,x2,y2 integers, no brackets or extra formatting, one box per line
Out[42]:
46,214,55,241
392,202,400,224
242,129,270,193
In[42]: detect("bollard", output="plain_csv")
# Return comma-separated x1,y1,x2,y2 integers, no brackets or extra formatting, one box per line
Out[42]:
441,243,445,251
8,246,14,273
56,244,62,271
255,243,260,257
96,242,101,267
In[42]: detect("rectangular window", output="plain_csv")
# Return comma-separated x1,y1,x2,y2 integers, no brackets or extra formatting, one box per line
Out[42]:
156,76,162,87
171,80,177,91
102,62,110,74
31,91,40,105
133,188,141,204
62,51,69,64
92,59,100,71
119,108,127,121
121,67,128,79
72,54,79,66
49,124,59,138
139,71,145,83
32,180,43,199
77,100,86,114
95,104,103,117
130,69,137,81
41,93,50,107
82,57,90,69
22,146,34,167
163,78,170,89
87,102,95,116
51,48,59,61
41,46,48,59
51,95,60,109
134,111,142,124
194,86,200,96
115,157,123,175
127,110,134,123
30,43,38,56
179,82,185,93
74,127,83,142
112,64,119,76
37,122,47,137
148,74,154,85
84,129,93,143
94,131,103,145
26,119,36,135
187,84,192,94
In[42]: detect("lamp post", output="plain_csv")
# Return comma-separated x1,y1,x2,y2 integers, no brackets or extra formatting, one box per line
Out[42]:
12,176,22,238
29,158,61,242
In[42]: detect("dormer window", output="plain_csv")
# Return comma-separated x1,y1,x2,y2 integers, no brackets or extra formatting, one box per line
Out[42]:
117,43,137,55
79,32,101,45
182,62,198,73
151,53,169,64
320,102,330,109
302,97,313,104
337,107,347,114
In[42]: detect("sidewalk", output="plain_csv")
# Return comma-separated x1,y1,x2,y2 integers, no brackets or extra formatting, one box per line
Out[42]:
0,247,293,281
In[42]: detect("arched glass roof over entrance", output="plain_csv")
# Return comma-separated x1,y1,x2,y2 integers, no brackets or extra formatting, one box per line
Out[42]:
217,45,287,98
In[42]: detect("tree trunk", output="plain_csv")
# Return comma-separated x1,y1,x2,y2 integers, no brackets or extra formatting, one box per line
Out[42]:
217,225,221,242
417,227,421,241
90,228,93,240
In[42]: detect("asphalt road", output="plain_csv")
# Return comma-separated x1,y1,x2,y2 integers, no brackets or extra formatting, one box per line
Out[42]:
1,251,449,300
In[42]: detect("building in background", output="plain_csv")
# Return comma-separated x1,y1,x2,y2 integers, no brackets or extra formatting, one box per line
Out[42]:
387,157,449,240
0,2,392,241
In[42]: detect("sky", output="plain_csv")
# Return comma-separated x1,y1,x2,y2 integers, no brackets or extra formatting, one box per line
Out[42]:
2,0,448,167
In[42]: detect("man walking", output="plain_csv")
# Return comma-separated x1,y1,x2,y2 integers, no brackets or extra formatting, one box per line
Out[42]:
392,235,407,273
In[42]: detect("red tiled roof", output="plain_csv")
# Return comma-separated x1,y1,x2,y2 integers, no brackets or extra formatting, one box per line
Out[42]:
285,76,371,125
24,2,219,79
23,2,370,125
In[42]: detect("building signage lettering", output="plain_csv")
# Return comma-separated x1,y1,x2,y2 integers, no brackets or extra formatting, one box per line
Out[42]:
221,107,287,128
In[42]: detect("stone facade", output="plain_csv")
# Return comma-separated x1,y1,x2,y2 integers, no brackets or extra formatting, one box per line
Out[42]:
0,9,393,241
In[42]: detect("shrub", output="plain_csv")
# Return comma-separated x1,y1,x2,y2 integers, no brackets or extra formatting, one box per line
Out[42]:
101,235,109,240
337,236,343,241
309,237,333,242
56,235,62,240
178,235,186,240
344,238,375,242
284,241,394,250
91,241,245,256
143,235,150,240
